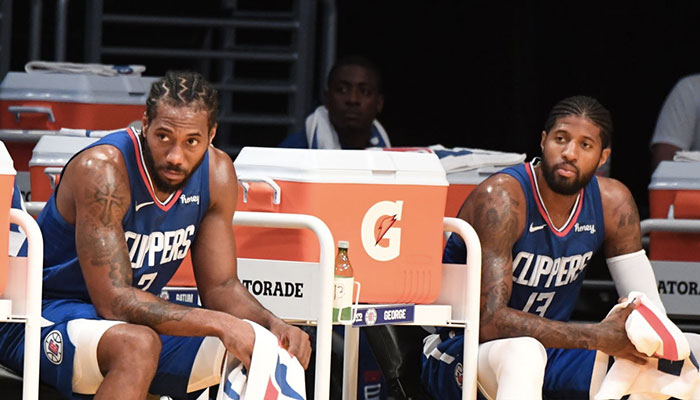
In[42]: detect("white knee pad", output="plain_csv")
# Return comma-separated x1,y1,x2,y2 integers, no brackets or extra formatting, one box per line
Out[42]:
67,319,124,395
478,337,546,400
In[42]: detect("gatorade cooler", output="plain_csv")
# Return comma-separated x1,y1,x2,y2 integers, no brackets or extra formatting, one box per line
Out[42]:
648,161,700,261
444,166,503,217
233,147,449,304
0,141,16,295
29,135,98,202
0,72,157,172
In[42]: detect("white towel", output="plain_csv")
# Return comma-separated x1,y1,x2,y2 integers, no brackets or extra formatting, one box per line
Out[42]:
24,61,146,76
217,320,306,400
427,144,526,173
304,106,390,149
673,151,700,162
592,292,700,400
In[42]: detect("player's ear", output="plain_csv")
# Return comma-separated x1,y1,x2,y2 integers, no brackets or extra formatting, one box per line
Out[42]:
141,112,149,133
598,147,611,169
540,130,547,152
208,123,218,145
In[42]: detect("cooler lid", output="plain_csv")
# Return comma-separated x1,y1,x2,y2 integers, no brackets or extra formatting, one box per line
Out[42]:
0,141,17,175
447,166,504,184
29,136,99,166
235,147,448,186
0,72,159,105
649,161,700,190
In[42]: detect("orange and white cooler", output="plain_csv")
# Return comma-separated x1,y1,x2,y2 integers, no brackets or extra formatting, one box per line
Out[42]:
28,135,98,202
0,141,16,295
233,147,449,304
0,71,157,175
648,161,700,261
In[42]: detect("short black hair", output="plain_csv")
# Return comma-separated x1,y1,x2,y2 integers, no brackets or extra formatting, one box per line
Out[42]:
327,55,383,93
146,70,219,131
544,95,613,148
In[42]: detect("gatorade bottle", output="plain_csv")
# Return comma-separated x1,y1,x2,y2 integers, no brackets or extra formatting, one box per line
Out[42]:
333,240,354,323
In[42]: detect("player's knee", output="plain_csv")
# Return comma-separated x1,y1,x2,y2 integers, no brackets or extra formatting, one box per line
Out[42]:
99,324,161,371
127,325,162,361
490,337,546,370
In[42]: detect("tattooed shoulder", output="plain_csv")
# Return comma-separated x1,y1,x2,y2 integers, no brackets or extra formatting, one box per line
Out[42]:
466,175,523,239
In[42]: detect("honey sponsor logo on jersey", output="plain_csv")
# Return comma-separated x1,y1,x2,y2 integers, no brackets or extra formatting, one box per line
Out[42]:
574,223,596,234
179,194,200,205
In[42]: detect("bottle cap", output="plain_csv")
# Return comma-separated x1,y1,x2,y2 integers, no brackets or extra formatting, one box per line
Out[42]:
337,240,349,249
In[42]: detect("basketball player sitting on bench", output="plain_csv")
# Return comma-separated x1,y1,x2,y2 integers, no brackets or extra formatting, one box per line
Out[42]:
0,71,311,399
422,95,700,399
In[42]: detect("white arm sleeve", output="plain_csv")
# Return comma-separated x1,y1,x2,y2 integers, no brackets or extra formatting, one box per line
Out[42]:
606,249,666,314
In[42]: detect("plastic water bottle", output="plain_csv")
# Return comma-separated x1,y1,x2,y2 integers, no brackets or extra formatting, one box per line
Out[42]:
333,240,354,323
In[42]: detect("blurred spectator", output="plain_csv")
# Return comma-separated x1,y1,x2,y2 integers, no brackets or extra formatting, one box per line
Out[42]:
650,74,700,171
279,55,391,149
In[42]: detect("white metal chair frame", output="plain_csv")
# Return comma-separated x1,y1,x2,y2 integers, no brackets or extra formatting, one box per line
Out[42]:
233,211,335,400
2,208,44,400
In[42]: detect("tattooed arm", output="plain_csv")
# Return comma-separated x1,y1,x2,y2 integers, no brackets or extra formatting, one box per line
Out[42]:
599,177,644,257
190,148,311,368
463,174,646,363
56,146,255,367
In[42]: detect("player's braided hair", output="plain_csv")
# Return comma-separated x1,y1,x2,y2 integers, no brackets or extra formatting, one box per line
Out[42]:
146,71,219,131
544,95,613,149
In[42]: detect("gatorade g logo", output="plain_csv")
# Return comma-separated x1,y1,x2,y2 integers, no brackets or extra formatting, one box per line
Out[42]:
361,200,403,261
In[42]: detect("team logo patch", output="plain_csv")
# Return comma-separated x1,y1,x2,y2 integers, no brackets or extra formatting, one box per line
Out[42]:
44,330,63,365
365,308,378,326
454,362,463,389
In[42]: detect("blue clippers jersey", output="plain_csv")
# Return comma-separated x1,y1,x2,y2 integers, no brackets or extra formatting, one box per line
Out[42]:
502,161,604,321
39,128,210,301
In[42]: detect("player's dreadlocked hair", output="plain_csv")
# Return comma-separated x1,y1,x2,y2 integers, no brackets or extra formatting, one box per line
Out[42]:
544,95,613,149
146,71,219,131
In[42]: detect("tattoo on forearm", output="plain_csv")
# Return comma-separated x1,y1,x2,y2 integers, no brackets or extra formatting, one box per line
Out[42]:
112,290,191,326
107,260,132,288
509,317,593,349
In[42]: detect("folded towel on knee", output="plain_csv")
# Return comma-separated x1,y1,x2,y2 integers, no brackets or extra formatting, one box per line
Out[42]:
217,320,306,400
592,292,700,400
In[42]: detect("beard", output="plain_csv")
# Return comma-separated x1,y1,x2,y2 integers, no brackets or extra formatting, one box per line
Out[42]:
140,132,204,194
540,158,596,195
